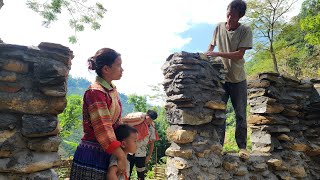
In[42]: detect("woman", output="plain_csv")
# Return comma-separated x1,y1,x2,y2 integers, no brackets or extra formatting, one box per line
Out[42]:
70,48,126,179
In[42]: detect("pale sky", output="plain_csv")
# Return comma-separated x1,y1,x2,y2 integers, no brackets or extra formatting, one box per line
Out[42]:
0,0,303,99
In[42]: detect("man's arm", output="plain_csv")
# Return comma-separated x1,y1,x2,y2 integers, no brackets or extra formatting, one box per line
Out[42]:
206,47,248,60
207,44,215,52
146,140,154,164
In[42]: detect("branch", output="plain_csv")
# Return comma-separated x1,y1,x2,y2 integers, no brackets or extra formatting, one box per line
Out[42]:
274,0,298,22
275,0,285,9
62,1,77,36
69,0,89,9
256,34,269,38
267,0,275,10
260,14,272,25
253,23,269,38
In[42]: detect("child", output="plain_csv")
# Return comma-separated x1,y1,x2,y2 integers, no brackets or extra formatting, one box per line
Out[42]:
107,124,138,180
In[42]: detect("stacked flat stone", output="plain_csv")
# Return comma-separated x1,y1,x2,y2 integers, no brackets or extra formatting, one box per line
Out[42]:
304,79,320,156
248,72,320,179
0,42,73,179
162,52,226,179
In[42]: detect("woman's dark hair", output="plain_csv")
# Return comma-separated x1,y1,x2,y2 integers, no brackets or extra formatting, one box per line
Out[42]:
115,124,138,141
87,48,121,77
146,110,158,120
227,0,247,18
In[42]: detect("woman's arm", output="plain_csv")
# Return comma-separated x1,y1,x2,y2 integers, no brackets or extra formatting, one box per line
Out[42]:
112,147,126,173
107,166,119,180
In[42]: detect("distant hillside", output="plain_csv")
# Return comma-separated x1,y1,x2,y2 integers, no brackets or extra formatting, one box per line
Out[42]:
67,76,134,115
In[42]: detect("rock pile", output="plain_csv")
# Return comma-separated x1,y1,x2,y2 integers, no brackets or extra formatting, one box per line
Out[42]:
162,52,227,179
0,42,73,179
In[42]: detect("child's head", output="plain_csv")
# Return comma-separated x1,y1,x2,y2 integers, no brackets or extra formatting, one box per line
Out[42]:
115,124,138,154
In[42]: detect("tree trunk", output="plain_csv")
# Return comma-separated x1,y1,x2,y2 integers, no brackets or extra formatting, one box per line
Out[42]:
270,42,279,73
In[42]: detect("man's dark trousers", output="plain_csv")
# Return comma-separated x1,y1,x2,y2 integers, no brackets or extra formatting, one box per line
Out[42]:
219,80,247,149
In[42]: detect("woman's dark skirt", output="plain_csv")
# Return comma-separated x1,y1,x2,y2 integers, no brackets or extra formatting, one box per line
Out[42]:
70,140,111,180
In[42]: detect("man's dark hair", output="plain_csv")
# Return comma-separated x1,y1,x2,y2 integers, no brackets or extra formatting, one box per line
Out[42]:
115,124,138,141
146,110,158,120
227,0,247,18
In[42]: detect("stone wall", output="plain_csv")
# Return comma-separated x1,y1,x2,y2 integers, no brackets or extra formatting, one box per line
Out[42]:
0,42,73,179
163,52,320,179
248,73,320,179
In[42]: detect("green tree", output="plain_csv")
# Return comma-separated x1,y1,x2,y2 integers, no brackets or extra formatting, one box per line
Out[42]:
268,0,320,78
127,94,147,112
150,107,169,163
26,0,107,43
300,0,320,45
58,94,82,139
246,0,298,73
245,49,274,77
299,0,320,19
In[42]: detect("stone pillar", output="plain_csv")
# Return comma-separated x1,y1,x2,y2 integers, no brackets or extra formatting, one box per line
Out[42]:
248,73,320,179
162,52,226,179
0,42,73,179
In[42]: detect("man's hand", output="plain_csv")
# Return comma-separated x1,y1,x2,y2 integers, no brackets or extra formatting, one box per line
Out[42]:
145,155,151,164
206,51,219,57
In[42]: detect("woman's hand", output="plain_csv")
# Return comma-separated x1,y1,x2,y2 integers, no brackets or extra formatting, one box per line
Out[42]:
112,147,126,174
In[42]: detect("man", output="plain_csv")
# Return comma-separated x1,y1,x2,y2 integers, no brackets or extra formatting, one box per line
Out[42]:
206,0,252,159
123,110,158,180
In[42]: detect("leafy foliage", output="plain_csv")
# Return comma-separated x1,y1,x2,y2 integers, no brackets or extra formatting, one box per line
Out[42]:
245,0,320,79
67,76,90,95
58,94,82,157
127,94,147,112
149,107,170,165
58,94,82,138
245,49,275,78
300,0,320,45
245,0,298,73
26,0,107,43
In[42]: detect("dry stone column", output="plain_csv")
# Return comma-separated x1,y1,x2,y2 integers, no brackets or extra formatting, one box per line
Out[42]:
0,42,73,179
248,73,320,179
162,52,227,179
